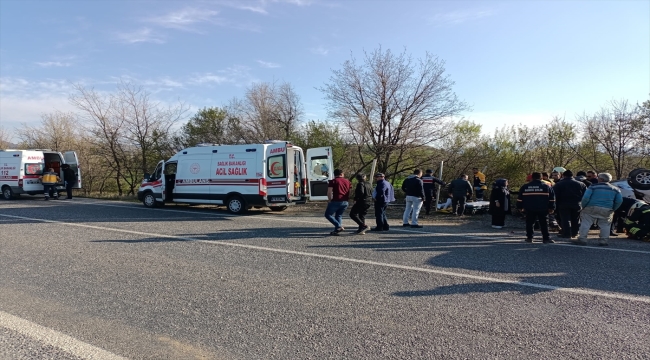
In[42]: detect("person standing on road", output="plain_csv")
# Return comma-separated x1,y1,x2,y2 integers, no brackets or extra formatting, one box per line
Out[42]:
61,164,76,200
421,169,446,215
448,174,473,217
371,173,394,231
574,173,622,246
517,172,556,243
349,173,373,235
489,178,511,229
552,170,586,239
325,169,351,236
39,168,60,201
401,169,425,228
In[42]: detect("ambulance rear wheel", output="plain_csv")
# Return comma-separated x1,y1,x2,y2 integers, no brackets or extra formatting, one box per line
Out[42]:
142,192,157,208
2,186,14,200
269,206,288,212
226,195,246,214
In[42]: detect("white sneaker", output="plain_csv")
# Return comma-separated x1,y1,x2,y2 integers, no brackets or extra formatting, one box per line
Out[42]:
492,225,503,229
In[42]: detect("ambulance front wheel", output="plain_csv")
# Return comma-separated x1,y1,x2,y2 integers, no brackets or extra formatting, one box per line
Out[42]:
2,186,15,200
226,195,246,214
142,192,158,208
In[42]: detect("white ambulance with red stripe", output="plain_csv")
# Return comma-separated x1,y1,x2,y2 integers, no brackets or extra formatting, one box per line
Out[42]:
137,141,334,214
0,149,82,200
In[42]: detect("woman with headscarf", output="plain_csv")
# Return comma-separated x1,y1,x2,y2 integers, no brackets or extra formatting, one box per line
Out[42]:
489,178,511,229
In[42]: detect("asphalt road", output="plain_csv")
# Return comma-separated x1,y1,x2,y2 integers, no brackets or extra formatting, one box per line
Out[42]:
0,197,648,360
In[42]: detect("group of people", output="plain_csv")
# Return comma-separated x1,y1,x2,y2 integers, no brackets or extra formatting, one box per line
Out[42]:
39,164,77,200
322,166,650,244
323,168,444,236
493,169,649,245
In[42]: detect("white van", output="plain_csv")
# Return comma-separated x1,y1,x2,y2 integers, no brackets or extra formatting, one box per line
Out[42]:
0,149,82,200
137,141,334,214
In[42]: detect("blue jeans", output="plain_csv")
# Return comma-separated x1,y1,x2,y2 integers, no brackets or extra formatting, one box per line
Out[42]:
324,201,349,229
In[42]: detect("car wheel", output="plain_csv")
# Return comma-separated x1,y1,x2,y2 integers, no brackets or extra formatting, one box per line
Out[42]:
227,195,246,214
269,206,288,212
628,168,650,191
142,192,157,208
2,186,14,200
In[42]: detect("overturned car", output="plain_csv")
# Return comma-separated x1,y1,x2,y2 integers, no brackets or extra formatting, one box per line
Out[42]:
611,168,650,202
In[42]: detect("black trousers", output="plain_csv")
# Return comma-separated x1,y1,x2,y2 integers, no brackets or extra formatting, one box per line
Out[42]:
525,210,550,240
65,181,74,199
374,202,389,230
491,209,506,226
558,205,580,237
423,193,434,214
452,196,467,215
349,201,371,228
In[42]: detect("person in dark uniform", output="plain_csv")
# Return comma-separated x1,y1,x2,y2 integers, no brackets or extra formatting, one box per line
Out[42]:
371,173,395,231
517,172,556,243
552,170,586,238
61,164,77,199
623,201,650,240
349,173,373,234
448,174,473,216
421,169,446,215
489,178,511,229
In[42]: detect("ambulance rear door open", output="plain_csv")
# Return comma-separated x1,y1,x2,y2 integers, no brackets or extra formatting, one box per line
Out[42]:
266,142,290,204
306,147,334,201
63,151,82,189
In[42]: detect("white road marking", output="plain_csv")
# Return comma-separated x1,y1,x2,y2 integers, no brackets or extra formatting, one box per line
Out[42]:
0,310,127,360
1,213,649,304
59,201,650,255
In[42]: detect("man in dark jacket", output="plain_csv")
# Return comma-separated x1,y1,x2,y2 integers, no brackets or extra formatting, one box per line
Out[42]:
553,170,586,238
517,172,556,243
350,173,373,234
401,169,425,228
61,164,77,200
448,174,473,216
371,173,395,231
421,169,446,215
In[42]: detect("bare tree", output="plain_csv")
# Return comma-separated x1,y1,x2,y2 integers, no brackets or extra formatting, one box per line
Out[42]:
16,112,79,151
228,81,303,143
319,47,469,176
113,81,188,175
577,99,647,179
69,84,128,195
0,126,13,148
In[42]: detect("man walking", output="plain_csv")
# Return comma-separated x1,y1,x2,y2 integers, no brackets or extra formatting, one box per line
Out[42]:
553,170,586,239
371,173,395,231
574,173,622,246
349,173,373,235
421,169,446,215
401,169,425,228
517,172,556,243
324,169,351,236
448,174,473,216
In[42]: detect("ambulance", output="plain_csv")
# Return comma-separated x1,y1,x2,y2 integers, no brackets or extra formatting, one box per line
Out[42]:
137,141,334,214
0,149,82,200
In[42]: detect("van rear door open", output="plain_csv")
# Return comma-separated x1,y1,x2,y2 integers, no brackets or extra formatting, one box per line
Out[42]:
306,147,334,201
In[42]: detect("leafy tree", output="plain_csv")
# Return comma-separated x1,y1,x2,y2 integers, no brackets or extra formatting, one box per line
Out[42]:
174,107,237,148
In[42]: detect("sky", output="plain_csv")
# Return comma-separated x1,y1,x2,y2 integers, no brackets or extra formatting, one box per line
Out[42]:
1,0,649,142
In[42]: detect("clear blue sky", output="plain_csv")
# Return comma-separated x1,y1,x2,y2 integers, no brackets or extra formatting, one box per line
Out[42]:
1,0,648,142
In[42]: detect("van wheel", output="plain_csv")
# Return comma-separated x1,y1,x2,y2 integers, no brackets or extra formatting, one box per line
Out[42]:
628,168,650,190
227,195,246,214
142,192,158,208
2,186,14,200
269,206,288,212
